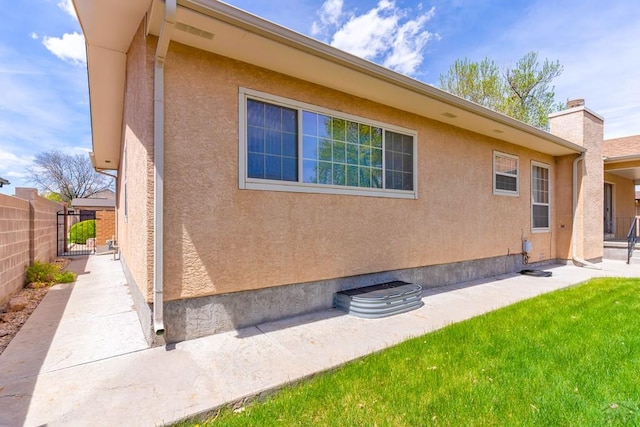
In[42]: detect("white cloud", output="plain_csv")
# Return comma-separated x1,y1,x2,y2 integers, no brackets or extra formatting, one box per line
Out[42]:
312,0,438,76
0,150,33,191
312,0,344,35
331,1,398,58
382,8,438,75
57,0,78,20
42,32,86,65
6,170,30,178
0,151,33,167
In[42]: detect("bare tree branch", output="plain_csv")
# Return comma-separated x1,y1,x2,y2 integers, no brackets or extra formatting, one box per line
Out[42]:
27,150,114,202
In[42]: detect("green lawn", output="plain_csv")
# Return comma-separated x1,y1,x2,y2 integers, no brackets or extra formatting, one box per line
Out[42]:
180,278,640,426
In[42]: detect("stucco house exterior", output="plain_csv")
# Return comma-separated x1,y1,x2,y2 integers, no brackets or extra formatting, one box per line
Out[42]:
602,135,640,235
73,0,639,344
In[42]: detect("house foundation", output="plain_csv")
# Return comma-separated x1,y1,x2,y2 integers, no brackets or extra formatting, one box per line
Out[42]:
128,253,553,344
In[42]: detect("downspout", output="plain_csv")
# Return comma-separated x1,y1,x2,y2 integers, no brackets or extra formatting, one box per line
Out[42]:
95,169,117,180
153,0,176,336
572,152,601,269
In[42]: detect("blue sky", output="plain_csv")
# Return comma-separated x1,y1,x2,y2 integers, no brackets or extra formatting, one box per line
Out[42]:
1,0,638,195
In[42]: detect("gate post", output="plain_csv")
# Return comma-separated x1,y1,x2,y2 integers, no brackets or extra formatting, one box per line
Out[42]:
63,205,68,253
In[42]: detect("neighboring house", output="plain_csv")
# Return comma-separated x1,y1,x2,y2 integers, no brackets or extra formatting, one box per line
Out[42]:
71,191,116,249
0,177,9,188
74,0,640,344
602,135,640,233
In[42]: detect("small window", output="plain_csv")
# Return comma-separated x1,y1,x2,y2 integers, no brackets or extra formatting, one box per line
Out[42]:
493,151,519,196
531,162,550,231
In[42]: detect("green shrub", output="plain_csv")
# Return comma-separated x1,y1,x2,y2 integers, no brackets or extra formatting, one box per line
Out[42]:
26,261,58,284
25,261,77,286
69,219,96,244
56,271,76,283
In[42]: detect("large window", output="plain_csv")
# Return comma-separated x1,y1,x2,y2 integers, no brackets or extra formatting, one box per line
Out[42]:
531,162,550,231
493,151,519,196
240,88,417,199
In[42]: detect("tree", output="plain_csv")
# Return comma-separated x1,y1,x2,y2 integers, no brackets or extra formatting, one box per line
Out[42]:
27,150,114,203
438,51,564,129
438,57,504,112
43,192,63,203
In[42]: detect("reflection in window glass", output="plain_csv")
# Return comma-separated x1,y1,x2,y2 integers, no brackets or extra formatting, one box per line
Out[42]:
494,152,518,194
247,98,414,192
532,164,550,229
385,130,413,191
247,99,298,181
300,111,401,190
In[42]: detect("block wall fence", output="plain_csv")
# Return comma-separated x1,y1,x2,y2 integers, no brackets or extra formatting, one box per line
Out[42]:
0,188,63,305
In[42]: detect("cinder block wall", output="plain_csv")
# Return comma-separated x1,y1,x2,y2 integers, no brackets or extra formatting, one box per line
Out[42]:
96,210,116,246
0,194,30,305
30,194,62,263
0,189,63,306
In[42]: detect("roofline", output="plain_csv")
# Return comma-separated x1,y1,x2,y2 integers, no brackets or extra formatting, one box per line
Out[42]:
182,0,585,154
549,105,605,123
604,154,640,164
76,0,585,169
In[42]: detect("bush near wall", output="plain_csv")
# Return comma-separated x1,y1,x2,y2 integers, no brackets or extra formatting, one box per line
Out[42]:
69,219,96,244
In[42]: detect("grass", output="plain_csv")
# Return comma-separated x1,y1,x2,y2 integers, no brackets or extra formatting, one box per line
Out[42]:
179,278,640,426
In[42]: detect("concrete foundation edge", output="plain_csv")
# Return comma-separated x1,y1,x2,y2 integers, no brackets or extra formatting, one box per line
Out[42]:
159,254,554,343
120,254,155,345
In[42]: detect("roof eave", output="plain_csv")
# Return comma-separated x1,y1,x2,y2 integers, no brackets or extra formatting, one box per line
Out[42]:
77,0,584,169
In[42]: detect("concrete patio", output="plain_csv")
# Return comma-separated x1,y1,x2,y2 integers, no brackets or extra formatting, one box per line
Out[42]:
1,254,639,426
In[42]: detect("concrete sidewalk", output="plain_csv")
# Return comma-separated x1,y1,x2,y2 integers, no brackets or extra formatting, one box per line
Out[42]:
1,256,639,426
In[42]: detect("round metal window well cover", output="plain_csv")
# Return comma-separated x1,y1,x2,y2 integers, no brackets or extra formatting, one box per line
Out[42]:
519,269,552,277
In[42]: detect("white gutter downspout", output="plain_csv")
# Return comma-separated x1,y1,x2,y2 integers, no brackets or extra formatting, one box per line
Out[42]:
96,169,117,180
153,0,176,336
572,153,602,269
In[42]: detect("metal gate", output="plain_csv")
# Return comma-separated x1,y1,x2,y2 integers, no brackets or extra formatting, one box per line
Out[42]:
57,209,97,256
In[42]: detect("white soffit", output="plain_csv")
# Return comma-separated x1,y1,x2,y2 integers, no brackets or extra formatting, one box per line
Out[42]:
150,0,584,157
79,0,583,170
74,0,151,169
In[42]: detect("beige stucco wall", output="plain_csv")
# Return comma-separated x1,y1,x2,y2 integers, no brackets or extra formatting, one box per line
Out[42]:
549,108,603,261
154,40,571,301
604,172,636,237
553,155,577,260
117,23,155,301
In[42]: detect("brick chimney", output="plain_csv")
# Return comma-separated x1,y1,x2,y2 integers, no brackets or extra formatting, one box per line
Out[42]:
566,99,585,109
548,99,604,263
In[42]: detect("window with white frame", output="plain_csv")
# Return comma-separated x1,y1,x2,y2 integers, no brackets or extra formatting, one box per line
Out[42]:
531,162,550,231
493,151,519,195
240,88,417,199
123,142,128,223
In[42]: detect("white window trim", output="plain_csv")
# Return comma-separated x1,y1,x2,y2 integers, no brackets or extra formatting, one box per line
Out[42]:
123,142,128,224
531,160,551,233
238,87,418,199
493,151,519,196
